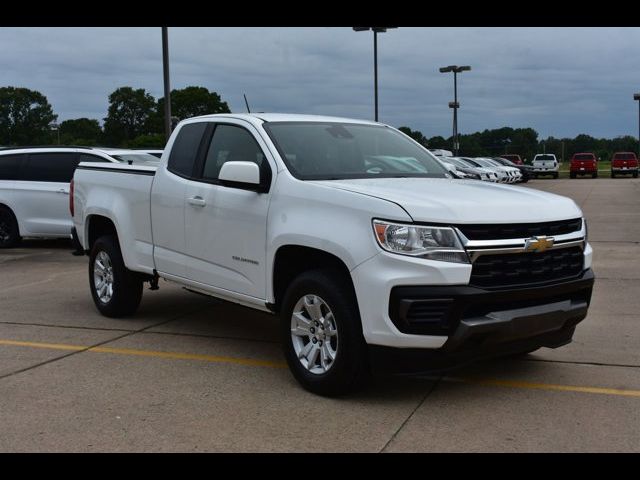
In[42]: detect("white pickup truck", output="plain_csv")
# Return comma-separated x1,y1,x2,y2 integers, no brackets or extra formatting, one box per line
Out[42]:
71,113,595,396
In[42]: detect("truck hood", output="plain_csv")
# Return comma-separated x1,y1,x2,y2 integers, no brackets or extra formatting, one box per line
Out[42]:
311,178,582,224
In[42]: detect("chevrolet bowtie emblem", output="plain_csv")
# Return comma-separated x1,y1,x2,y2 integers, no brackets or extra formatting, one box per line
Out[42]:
524,236,554,253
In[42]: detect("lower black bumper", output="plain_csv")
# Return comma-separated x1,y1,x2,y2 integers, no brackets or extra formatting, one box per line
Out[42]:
371,269,594,374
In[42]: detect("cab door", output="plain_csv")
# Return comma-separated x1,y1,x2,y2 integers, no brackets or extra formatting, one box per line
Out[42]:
151,121,209,278
183,121,274,299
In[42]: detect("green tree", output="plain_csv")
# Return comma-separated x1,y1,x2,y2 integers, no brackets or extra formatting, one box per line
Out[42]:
59,118,102,145
398,126,428,146
127,134,166,149
103,87,157,146
157,86,230,121
426,136,448,150
0,86,57,145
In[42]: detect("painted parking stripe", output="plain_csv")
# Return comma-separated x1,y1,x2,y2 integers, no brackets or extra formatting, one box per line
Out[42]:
443,376,640,398
0,339,286,369
2,338,640,398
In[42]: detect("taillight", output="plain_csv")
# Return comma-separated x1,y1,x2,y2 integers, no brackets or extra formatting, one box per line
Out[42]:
69,178,74,217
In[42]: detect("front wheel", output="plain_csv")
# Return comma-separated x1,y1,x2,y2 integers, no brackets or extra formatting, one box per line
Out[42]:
89,235,143,317
281,269,370,396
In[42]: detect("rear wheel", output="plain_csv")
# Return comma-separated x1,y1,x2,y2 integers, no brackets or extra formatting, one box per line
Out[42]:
281,268,370,396
89,235,143,317
570,172,576,179
634,172,638,178
553,172,559,179
611,171,615,178
0,206,21,248
592,171,598,179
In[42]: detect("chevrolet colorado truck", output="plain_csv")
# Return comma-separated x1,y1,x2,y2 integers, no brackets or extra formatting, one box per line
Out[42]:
71,113,595,396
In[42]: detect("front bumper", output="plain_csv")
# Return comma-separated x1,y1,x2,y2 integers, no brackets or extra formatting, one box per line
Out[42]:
370,269,594,374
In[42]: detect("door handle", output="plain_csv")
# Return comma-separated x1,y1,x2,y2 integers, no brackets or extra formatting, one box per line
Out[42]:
187,196,206,207
57,188,69,195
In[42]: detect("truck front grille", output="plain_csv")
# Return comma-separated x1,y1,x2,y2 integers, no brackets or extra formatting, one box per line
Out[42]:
457,218,582,240
470,247,584,288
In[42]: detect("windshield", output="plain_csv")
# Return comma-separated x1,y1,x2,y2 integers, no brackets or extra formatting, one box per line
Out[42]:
263,122,448,180
111,153,161,163
448,157,474,169
471,158,498,168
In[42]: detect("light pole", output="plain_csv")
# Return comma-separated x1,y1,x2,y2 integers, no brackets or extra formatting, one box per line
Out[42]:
162,27,172,142
49,122,60,145
353,27,397,122
634,93,640,157
439,65,471,156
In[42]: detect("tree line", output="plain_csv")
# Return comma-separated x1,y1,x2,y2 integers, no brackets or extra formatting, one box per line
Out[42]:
0,86,230,148
1,86,637,161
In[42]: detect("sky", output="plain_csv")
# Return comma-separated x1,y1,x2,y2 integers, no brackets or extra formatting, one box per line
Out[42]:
2,27,640,140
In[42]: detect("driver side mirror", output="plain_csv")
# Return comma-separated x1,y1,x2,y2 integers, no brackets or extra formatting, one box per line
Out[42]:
218,161,264,192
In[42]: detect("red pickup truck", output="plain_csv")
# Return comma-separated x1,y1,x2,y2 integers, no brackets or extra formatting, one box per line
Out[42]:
500,154,523,165
569,153,598,179
610,152,639,178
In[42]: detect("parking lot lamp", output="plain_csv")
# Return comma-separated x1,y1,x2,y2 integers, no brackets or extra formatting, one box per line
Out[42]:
162,27,172,142
49,122,60,145
439,65,471,156
635,93,640,157
353,27,397,122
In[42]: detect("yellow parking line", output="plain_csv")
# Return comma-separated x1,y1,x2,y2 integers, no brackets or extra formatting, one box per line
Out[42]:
0,338,286,369
2,338,640,397
445,376,640,398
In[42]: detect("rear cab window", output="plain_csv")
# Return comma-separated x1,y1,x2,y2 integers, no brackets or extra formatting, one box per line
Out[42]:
573,154,596,161
167,122,208,178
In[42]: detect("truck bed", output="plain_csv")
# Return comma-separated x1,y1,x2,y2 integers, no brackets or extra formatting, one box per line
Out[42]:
73,162,158,274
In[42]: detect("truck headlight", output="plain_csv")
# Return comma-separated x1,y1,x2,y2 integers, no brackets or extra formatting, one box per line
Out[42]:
372,220,469,263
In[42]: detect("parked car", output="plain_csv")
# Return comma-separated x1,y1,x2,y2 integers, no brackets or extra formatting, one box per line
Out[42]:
532,154,559,179
464,157,512,183
477,157,522,183
570,153,598,179
135,149,164,159
446,157,499,182
492,157,533,183
71,113,594,396
0,146,159,248
610,152,638,178
500,154,523,165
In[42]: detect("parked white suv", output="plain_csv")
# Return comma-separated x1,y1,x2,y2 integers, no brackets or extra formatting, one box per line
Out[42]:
532,154,559,178
0,147,158,247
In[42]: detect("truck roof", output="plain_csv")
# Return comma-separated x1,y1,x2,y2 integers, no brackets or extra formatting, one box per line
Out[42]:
187,113,382,126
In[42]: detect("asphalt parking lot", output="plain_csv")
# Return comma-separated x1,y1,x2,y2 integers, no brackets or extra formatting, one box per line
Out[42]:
1,177,639,452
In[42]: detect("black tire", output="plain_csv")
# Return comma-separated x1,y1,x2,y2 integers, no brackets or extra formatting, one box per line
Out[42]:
553,172,559,179
592,172,598,179
569,172,576,179
281,268,370,396
611,171,615,178
634,172,638,178
0,206,21,248
89,235,143,317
